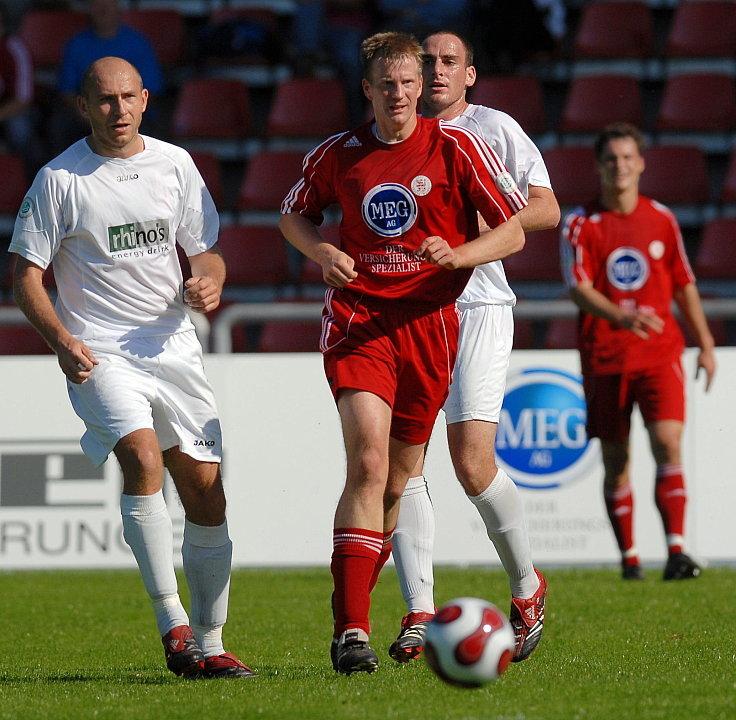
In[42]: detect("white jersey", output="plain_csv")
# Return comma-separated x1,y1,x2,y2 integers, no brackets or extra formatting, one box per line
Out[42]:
449,104,552,306
10,135,218,342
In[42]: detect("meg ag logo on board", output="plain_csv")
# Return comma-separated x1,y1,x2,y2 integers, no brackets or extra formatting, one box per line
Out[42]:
496,368,599,490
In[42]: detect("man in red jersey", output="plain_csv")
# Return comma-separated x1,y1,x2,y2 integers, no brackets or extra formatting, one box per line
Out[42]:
561,123,716,582
279,31,525,675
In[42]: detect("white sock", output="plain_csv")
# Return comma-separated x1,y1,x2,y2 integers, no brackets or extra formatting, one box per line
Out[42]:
392,476,436,614
468,469,539,599
121,491,189,636
182,519,232,658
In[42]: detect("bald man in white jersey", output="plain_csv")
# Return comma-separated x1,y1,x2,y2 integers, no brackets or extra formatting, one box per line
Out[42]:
385,31,561,665
9,57,253,680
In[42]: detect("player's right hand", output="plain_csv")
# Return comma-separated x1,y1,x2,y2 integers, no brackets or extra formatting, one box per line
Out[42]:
621,309,664,339
321,250,357,288
56,339,99,384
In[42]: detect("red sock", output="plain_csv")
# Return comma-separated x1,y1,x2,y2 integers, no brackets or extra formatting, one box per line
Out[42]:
604,484,638,564
655,465,686,555
368,528,394,592
331,528,382,637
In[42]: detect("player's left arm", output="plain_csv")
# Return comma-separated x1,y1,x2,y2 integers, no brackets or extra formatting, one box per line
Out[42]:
673,282,716,391
185,245,226,314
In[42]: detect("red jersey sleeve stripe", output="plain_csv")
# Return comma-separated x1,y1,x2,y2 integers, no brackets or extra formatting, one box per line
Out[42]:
439,122,528,211
281,131,349,214
651,199,696,284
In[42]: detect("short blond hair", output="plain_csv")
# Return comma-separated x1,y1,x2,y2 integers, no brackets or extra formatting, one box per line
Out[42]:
361,32,423,81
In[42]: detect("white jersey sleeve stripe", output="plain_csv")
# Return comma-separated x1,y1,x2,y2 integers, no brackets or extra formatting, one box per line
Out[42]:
560,210,587,287
651,199,695,284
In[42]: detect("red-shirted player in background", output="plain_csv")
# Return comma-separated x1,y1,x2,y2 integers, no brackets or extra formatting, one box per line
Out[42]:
279,32,525,675
561,123,716,582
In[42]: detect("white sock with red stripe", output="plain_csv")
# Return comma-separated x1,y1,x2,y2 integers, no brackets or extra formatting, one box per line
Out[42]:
393,476,436,614
468,469,539,599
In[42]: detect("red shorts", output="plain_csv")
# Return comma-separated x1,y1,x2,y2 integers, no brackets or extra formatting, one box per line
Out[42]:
321,288,459,445
583,360,685,443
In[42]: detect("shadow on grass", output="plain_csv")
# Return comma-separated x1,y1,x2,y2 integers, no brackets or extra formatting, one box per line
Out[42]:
0,670,180,686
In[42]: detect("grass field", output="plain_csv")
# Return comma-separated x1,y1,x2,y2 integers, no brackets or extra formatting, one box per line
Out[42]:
1,565,734,720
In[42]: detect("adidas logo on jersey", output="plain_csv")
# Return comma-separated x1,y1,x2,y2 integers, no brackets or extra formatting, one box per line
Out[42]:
343,135,362,148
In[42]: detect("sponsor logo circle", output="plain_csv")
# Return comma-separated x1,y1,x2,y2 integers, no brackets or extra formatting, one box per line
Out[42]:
649,240,664,260
19,197,33,218
362,183,417,237
606,247,649,291
495,171,517,195
411,175,432,196
496,368,599,490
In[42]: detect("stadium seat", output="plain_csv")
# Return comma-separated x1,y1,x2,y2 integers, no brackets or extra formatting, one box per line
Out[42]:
0,154,28,214
503,228,562,282
656,74,736,132
267,78,349,138
694,219,736,279
544,318,578,350
19,9,87,70
469,76,547,134
679,317,728,347
573,2,654,59
257,320,323,352
121,9,186,66
542,146,599,206
0,324,52,355
237,151,306,212
189,152,224,209
638,146,710,206
559,76,643,134
511,318,535,350
172,79,251,140
216,225,291,286
203,7,283,67
666,1,736,58
721,149,736,203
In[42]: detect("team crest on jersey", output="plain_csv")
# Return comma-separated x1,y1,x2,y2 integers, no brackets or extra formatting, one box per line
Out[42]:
495,171,518,195
606,247,649,291
18,197,34,218
649,240,665,260
362,183,417,237
411,175,432,196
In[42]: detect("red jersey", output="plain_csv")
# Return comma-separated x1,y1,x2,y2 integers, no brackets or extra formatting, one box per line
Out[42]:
562,196,695,375
282,117,526,305
0,35,33,104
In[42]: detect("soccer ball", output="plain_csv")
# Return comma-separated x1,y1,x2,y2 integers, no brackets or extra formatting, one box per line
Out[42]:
424,597,515,688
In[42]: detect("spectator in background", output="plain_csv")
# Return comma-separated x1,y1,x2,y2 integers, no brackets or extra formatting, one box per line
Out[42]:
50,0,163,154
0,5,36,166
561,123,715,582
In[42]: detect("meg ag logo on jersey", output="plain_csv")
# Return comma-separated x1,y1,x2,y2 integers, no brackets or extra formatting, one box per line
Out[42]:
496,368,599,490
108,218,170,253
362,183,417,237
606,247,649,291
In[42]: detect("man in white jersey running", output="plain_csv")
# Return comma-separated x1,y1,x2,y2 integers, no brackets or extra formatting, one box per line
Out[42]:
384,31,560,664
9,56,253,680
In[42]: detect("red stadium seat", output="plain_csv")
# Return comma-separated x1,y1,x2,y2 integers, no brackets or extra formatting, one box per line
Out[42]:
721,149,736,203
511,318,535,350
503,228,562,282
666,1,736,58
559,76,643,134
267,78,349,138
0,324,52,355
574,2,654,59
237,151,305,212
542,146,599,206
544,318,578,350
656,74,736,132
172,79,251,139
189,152,224,209
694,219,736,279
470,76,547,134
121,9,185,66
216,225,291,286
0,154,28,214
19,9,87,69
639,146,710,205
679,317,728,347
257,320,323,352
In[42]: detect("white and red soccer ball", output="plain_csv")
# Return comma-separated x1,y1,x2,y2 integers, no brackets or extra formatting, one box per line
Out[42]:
424,597,515,688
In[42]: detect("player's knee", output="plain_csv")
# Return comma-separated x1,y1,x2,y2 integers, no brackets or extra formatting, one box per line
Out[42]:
348,446,387,486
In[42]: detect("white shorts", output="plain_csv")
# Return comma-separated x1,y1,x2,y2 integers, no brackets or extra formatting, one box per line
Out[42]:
67,330,222,467
443,303,514,425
